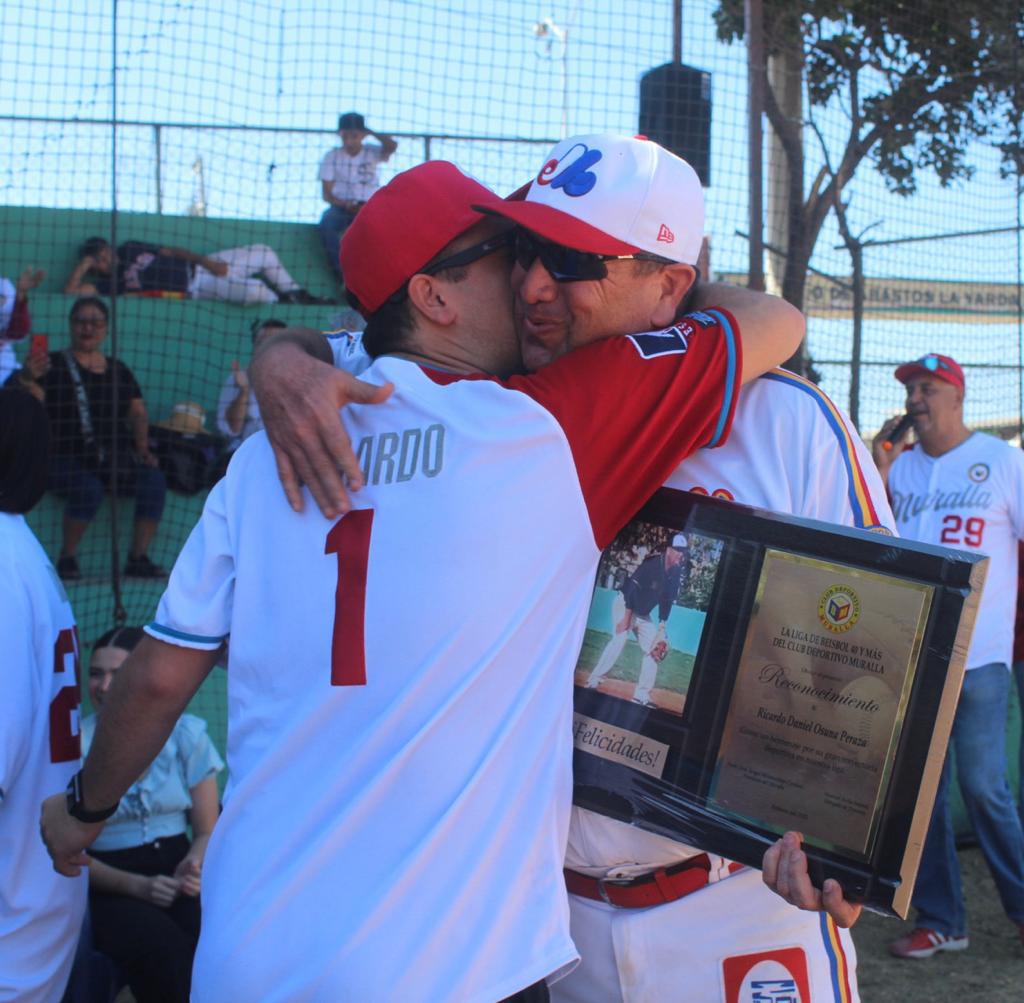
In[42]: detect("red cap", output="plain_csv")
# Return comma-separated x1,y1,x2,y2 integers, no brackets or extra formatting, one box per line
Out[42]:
340,162,507,316
894,354,965,392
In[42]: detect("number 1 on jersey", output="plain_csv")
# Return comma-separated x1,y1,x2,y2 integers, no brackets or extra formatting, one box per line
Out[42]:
325,509,374,686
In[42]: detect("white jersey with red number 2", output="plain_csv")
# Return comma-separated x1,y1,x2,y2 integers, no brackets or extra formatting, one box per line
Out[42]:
147,314,741,1003
559,371,896,1003
0,513,86,1003
888,432,1024,669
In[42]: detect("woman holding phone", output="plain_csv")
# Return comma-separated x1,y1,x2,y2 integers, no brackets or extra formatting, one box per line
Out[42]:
9,296,168,580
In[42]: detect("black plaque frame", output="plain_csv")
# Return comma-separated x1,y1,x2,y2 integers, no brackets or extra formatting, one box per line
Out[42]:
572,488,986,917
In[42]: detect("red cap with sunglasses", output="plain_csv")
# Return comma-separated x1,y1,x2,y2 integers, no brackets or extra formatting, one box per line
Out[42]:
894,354,965,392
340,161,507,316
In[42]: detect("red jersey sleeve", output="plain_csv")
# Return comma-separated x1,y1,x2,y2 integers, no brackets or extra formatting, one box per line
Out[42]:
3,296,31,340
508,308,741,547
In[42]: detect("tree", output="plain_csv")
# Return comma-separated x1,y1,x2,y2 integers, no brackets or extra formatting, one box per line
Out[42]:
714,1,1024,372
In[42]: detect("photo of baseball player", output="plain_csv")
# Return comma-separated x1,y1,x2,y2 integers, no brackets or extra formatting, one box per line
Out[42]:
578,526,723,712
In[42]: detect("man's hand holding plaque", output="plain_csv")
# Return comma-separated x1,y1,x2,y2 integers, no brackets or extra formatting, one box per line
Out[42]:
763,831,863,928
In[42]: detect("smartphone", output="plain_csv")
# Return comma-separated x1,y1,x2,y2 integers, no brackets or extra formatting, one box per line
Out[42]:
29,333,48,358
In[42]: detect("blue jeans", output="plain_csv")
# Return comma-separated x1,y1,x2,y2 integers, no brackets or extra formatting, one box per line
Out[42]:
318,205,356,279
50,455,167,522
1015,661,1024,831
913,662,1024,935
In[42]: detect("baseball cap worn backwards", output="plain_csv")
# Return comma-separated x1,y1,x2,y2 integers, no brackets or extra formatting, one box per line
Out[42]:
477,133,705,265
894,354,965,392
340,161,507,316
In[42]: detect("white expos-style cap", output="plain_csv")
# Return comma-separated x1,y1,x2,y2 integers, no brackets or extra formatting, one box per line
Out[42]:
485,133,705,265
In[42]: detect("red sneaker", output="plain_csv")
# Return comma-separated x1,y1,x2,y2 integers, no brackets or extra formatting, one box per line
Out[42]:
888,928,968,959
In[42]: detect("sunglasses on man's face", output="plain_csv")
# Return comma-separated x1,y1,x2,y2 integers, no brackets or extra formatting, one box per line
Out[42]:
513,229,675,283
386,231,515,305
420,230,515,277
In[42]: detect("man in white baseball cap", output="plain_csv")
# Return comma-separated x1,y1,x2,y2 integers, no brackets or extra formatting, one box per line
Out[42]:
477,133,705,370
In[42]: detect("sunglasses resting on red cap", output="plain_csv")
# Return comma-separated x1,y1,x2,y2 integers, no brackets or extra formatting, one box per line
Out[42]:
894,354,965,393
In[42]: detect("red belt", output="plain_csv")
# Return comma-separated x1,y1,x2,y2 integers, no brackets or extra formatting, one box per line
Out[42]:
564,854,744,909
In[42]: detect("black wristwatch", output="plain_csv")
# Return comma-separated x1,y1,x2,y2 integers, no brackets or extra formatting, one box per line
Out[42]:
66,770,119,823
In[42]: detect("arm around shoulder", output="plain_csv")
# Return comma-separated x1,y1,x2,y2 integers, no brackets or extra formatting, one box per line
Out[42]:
692,283,804,385
250,328,393,517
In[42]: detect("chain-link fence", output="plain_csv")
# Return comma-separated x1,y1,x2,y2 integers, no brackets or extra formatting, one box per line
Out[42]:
3,0,1021,668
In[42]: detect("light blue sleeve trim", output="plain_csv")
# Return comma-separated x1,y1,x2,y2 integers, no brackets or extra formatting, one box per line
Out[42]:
145,622,226,649
704,309,738,448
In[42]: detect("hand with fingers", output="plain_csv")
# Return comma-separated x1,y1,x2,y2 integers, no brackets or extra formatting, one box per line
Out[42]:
15,266,46,297
762,831,862,928
231,359,250,391
871,413,913,478
144,873,182,908
251,339,393,517
39,792,102,878
173,852,203,897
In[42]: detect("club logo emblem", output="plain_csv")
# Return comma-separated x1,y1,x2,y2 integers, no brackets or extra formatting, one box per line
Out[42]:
818,584,860,633
721,947,811,1003
968,462,989,483
657,223,675,243
536,143,602,197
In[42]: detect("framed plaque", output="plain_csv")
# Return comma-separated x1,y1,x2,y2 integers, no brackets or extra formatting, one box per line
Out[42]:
572,488,987,917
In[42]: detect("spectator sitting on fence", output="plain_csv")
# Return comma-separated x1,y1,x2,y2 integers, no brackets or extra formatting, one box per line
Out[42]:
0,266,45,384
318,111,397,279
82,625,223,1003
215,317,287,450
64,237,334,306
7,296,168,581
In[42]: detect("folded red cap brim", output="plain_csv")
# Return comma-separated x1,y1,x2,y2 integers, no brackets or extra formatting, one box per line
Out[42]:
473,198,640,256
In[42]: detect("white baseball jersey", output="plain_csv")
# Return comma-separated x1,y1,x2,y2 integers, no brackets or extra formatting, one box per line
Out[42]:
319,145,386,203
559,370,896,1003
146,314,741,1003
324,328,374,377
888,432,1024,670
0,513,87,1003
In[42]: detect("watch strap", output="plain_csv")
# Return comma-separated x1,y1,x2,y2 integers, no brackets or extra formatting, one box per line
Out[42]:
66,770,119,823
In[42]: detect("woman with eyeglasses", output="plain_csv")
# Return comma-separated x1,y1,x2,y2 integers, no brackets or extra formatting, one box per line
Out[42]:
8,296,168,581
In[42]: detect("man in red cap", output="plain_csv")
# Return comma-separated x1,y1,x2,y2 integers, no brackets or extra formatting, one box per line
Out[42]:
873,354,1024,959
42,159,802,1003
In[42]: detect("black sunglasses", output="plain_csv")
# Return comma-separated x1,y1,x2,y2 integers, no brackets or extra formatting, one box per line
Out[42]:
513,228,676,283
421,230,514,276
387,231,515,304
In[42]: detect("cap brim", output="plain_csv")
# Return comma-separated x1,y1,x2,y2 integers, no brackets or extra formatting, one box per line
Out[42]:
472,199,640,256
894,362,963,388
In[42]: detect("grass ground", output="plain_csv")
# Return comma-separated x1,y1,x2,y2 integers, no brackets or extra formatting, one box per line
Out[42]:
853,845,1023,1002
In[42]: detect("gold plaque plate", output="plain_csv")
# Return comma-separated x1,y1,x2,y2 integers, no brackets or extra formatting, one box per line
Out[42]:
709,550,932,857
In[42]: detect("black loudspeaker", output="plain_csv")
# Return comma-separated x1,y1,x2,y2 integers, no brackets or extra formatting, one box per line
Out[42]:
639,62,712,186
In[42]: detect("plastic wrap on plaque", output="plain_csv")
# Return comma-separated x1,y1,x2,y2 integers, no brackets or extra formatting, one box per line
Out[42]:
572,488,986,918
